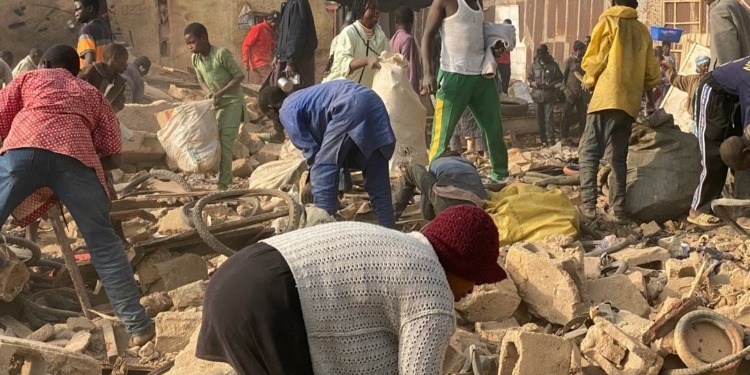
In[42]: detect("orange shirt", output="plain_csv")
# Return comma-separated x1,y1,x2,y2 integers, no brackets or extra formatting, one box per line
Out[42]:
77,19,113,68
241,22,276,70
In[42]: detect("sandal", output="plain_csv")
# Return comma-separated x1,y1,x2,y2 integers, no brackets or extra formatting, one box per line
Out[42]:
687,213,722,228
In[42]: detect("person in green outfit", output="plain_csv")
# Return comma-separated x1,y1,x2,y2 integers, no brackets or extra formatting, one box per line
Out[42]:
184,22,247,190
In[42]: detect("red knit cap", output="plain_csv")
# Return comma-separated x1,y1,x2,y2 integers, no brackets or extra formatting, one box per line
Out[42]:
422,205,506,285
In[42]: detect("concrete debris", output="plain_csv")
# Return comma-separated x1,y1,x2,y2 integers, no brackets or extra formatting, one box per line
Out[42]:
232,142,250,160
168,85,203,102
53,324,76,341
137,252,208,294
25,324,55,342
232,158,255,178
236,125,266,155
66,317,96,332
640,221,661,237
586,275,652,318
455,279,521,323
498,330,581,375
504,240,589,325
157,208,193,235
64,331,92,354
581,317,663,375
0,243,30,302
475,318,520,343
141,291,175,318
0,315,33,338
610,247,670,270
47,339,71,347
154,311,202,354
167,280,207,309
0,335,101,375
443,329,495,374
138,340,158,359
253,142,283,164
165,324,236,375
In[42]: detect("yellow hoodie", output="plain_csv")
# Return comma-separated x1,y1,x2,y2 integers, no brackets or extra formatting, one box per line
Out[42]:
582,6,661,118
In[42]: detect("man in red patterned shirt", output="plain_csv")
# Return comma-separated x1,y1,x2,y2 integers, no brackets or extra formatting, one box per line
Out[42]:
0,45,154,346
242,12,280,85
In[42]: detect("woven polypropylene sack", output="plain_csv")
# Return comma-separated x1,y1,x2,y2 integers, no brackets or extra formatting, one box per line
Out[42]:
157,99,220,173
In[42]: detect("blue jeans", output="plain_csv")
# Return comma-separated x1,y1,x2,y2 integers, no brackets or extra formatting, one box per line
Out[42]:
309,139,395,228
0,148,151,335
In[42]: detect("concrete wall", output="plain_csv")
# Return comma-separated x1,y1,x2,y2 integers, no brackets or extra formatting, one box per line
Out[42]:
0,1,78,63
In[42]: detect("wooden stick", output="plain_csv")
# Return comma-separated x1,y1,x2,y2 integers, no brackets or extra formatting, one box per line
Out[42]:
101,320,119,363
48,206,94,319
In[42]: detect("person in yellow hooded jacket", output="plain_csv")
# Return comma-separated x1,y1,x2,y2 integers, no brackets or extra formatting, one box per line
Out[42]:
578,0,661,223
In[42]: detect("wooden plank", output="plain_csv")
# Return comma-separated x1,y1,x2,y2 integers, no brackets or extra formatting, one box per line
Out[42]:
101,320,119,364
111,199,184,212
110,209,158,223
48,206,94,320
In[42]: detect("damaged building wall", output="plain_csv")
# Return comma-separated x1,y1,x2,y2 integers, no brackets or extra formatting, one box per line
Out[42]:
0,2,78,62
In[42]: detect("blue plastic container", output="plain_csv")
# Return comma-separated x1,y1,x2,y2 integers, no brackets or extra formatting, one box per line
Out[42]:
650,26,683,43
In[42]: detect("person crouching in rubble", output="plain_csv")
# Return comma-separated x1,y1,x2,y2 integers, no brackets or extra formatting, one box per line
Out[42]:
196,205,506,375
392,150,489,221
258,80,397,228
690,56,750,228
0,45,154,346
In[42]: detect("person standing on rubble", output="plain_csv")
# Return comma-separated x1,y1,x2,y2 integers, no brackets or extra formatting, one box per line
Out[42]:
390,6,422,93
196,205,506,375
578,0,661,223
242,11,280,85
185,23,248,191
74,0,113,68
561,41,588,143
275,0,318,88
79,44,130,113
323,0,388,88
421,0,510,183
662,55,711,135
393,151,489,221
706,0,750,68
689,56,750,228
528,44,563,147
258,80,396,228
0,44,154,346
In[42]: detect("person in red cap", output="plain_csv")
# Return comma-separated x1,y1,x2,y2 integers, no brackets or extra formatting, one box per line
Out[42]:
196,205,505,375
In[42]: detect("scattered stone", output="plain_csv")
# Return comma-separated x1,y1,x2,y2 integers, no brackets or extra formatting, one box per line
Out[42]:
610,309,652,340
232,142,250,160
66,317,96,332
498,331,580,375
584,257,602,280
138,340,157,358
657,235,685,257
25,324,55,342
165,324,236,375
443,329,493,374
141,291,174,318
475,318,520,343
504,241,589,325
0,315,33,338
236,125,266,155
47,339,70,347
610,247,670,270
253,142,283,164
586,275,651,318
232,158,255,178
455,279,521,323
626,269,648,296
137,252,208,294
156,208,193,235
581,317,663,375
168,280,207,309
640,221,661,237
154,311,202,354
0,335,101,374
64,331,92,353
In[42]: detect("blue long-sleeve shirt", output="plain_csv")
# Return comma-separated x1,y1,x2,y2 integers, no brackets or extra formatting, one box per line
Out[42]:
712,56,750,129
279,80,396,166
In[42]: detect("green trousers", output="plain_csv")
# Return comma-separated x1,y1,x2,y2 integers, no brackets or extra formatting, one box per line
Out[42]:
428,70,509,180
216,98,246,189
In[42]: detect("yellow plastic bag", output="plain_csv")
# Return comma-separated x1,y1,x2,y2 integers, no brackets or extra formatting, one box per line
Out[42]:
485,183,579,245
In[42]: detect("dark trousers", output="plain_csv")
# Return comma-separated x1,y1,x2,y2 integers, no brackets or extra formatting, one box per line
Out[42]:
561,94,588,140
535,101,556,145
691,79,745,213
197,242,314,375
274,57,316,89
392,163,471,221
498,64,511,94
309,138,395,228
578,110,634,214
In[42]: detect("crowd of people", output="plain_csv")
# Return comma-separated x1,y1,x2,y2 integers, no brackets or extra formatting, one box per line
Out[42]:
0,0,748,374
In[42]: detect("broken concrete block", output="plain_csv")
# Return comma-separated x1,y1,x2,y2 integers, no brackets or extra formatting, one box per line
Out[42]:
156,208,192,235
168,280,207,309
165,324,236,375
236,125,266,155
25,324,55,342
664,256,701,282
640,221,661,237
140,292,174,318
253,142,283,164
611,310,652,340
167,85,203,102
504,242,589,325
625,270,647,296
232,158,255,178
0,244,30,303
154,311,202,354
232,142,250,160
46,339,70,347
586,275,651,318
455,279,521,323
475,318,520,343
0,336,101,374
137,253,208,294
121,130,166,165
659,278,693,302
610,247,670,270
66,317,96,332
64,331,91,353
498,331,579,375
0,315,33,338
580,317,663,375
120,101,176,133
138,340,157,359
442,328,493,374
584,257,602,280
53,324,76,341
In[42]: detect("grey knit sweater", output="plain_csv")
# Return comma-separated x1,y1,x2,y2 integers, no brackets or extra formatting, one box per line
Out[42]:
262,222,456,375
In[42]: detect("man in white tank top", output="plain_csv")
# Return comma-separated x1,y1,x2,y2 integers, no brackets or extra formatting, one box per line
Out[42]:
420,0,509,182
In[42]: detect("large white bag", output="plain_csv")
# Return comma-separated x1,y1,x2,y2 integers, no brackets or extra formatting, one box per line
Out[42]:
157,99,220,173
372,52,428,171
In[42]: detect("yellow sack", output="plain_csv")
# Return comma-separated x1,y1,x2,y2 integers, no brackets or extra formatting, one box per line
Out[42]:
485,183,580,245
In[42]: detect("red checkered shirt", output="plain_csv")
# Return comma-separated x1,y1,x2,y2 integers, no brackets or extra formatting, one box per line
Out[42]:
0,68,121,226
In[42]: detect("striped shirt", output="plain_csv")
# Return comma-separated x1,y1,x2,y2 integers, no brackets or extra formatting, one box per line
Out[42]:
77,19,113,68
